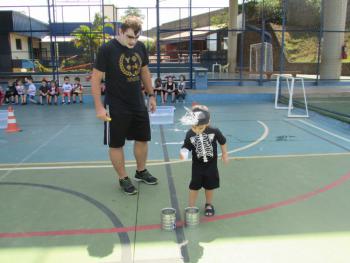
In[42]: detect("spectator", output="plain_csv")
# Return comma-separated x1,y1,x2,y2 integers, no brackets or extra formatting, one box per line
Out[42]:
0,86,4,106
4,80,16,104
164,75,177,103
176,74,186,103
72,77,84,103
16,79,26,105
48,80,59,105
26,76,38,104
154,77,165,104
39,79,49,105
61,76,72,104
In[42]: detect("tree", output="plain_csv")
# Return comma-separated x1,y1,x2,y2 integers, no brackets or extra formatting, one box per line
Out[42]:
210,9,229,28
121,6,145,21
71,13,113,63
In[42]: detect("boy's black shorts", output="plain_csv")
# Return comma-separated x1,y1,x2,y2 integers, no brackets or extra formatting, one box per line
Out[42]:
104,105,151,148
189,161,220,190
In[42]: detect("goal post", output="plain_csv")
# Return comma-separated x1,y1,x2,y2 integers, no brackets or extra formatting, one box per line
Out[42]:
250,42,273,73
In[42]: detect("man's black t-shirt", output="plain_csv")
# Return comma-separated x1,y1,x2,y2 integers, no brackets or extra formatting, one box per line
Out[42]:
182,126,226,165
94,39,149,112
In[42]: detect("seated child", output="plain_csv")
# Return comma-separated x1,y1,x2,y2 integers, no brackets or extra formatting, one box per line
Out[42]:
26,76,38,104
5,80,17,104
39,79,49,105
72,77,83,103
0,86,4,106
164,75,177,103
48,80,59,105
16,79,26,105
61,76,72,104
154,77,165,104
176,74,186,102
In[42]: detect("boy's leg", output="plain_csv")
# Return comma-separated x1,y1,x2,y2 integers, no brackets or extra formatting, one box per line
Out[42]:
204,189,214,205
189,190,199,207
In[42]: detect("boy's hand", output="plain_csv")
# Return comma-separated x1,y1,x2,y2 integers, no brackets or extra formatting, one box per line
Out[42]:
221,153,229,164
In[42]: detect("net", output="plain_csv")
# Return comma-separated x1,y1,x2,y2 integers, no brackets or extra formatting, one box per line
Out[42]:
250,42,273,73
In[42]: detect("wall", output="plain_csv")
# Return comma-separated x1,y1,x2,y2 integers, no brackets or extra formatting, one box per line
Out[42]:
9,33,29,60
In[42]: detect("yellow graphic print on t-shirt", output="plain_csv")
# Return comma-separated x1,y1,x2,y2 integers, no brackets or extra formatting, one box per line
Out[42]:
119,53,142,82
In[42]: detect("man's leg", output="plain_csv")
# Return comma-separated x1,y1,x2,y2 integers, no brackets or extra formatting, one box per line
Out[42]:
134,141,147,172
110,147,137,195
109,147,127,179
134,141,158,184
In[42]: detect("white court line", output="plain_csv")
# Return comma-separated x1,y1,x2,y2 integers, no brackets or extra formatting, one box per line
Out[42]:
226,121,269,155
2,152,350,172
0,125,70,180
0,121,269,172
298,119,350,143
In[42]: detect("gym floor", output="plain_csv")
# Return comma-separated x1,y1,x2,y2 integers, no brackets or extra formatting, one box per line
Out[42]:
1,95,350,263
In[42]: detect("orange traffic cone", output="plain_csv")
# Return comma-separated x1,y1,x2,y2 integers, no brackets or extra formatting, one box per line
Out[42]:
6,106,21,133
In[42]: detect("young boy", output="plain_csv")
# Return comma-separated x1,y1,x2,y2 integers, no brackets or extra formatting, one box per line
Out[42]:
61,76,72,104
48,80,59,105
72,77,83,103
39,79,49,105
16,79,26,105
180,105,228,216
26,76,38,104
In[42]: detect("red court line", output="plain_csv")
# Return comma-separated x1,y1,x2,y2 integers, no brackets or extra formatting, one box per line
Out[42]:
1,171,350,239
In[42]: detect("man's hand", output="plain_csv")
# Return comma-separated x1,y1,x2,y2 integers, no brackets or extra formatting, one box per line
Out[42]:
96,106,111,122
149,96,157,113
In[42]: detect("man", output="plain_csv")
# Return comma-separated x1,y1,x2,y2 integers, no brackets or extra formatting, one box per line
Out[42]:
91,16,158,195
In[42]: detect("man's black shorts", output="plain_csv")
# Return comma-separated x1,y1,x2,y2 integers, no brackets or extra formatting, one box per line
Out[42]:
104,105,151,148
189,161,220,190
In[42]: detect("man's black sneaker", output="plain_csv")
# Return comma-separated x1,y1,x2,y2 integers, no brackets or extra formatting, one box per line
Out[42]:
134,169,158,185
119,177,138,195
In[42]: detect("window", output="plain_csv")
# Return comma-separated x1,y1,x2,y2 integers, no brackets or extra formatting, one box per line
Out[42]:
15,39,22,50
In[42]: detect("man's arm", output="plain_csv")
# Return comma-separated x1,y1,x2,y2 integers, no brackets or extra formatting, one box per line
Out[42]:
91,68,109,121
140,65,156,112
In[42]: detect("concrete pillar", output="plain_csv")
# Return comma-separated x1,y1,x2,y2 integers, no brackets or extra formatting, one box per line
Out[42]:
320,0,348,79
227,0,238,72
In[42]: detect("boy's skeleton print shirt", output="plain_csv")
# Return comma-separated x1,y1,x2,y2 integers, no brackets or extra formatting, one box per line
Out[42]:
190,133,215,162
182,126,226,164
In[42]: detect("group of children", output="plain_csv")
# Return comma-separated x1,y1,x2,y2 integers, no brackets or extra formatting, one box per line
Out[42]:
0,76,83,106
152,74,187,104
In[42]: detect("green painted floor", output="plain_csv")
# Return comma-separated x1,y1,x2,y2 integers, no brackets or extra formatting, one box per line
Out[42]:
1,154,350,263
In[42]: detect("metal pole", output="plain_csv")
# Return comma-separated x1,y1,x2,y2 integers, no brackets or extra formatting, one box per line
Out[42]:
52,0,59,84
259,0,265,86
102,0,105,43
28,7,35,70
239,0,246,86
156,0,161,78
316,0,324,85
189,0,193,88
278,0,287,94
47,0,56,81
